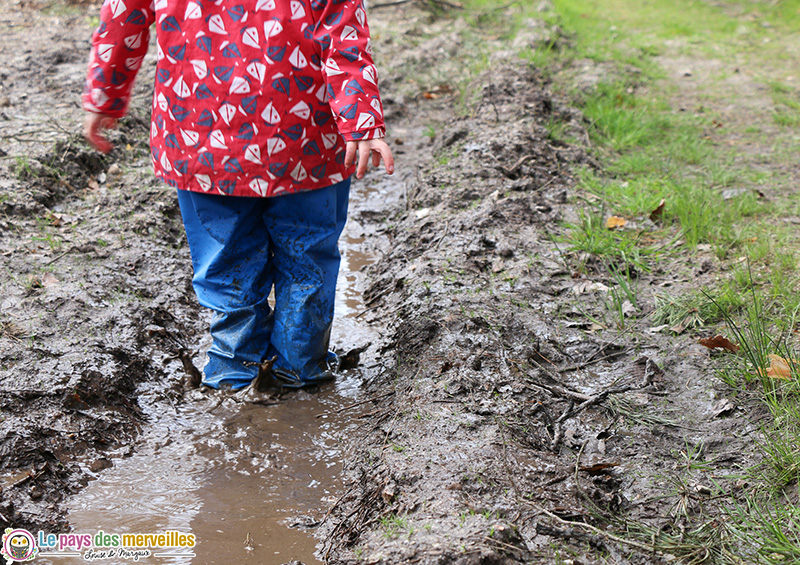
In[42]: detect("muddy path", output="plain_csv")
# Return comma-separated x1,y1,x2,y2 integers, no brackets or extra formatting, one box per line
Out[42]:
0,0,203,535
0,0,405,555
0,0,770,564
317,5,770,565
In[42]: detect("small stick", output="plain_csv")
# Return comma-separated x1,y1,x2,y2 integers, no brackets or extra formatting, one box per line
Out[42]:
434,220,449,249
525,500,658,554
316,391,394,418
371,0,412,8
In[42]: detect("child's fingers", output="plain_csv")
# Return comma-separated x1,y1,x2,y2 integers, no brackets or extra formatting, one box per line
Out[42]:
84,113,115,153
344,142,357,168
374,143,395,175
356,145,369,179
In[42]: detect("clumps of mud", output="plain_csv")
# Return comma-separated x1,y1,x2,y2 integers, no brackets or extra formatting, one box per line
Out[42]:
320,46,754,565
4,136,106,215
2,111,151,218
0,102,202,532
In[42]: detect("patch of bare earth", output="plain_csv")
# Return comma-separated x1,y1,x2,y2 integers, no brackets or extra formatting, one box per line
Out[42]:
318,6,763,563
0,0,204,532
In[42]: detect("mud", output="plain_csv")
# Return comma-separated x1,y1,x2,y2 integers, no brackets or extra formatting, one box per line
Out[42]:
317,5,765,565
0,0,767,564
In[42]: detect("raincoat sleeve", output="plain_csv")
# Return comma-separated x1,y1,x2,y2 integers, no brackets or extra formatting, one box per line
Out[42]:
82,0,155,117
311,0,386,142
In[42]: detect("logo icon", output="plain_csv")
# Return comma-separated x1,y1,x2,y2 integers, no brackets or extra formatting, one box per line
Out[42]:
1,528,38,563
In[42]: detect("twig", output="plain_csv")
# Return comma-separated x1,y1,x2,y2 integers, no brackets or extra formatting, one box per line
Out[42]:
372,0,462,10
44,250,70,265
574,439,589,503
499,154,533,178
433,220,449,249
315,391,394,419
425,0,463,8
559,347,628,372
355,304,380,319
371,0,412,8
320,482,359,525
550,381,642,452
525,500,658,554
482,535,525,555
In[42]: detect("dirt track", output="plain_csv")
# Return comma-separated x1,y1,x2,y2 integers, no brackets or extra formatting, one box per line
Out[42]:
317,5,768,563
0,1,766,563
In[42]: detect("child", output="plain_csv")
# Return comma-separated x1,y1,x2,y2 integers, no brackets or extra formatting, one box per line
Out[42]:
83,0,394,390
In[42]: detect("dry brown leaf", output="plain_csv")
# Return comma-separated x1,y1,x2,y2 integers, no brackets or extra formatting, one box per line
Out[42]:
764,354,796,380
649,198,666,222
41,273,59,287
46,211,64,226
579,462,620,476
606,215,627,229
422,92,440,100
698,334,739,353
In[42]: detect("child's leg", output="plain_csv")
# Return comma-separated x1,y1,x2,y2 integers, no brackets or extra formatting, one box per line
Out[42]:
177,189,274,389
263,178,351,382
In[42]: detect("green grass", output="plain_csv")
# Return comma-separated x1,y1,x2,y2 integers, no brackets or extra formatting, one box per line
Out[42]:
505,0,800,561
398,0,800,558
379,514,410,540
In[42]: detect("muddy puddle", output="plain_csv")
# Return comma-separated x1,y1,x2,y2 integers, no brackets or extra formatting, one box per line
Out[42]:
51,177,399,565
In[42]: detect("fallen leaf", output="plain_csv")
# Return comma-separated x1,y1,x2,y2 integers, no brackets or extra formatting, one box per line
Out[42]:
422,92,440,100
621,300,637,317
649,199,666,222
579,462,620,475
692,484,713,496
699,335,739,353
46,211,64,226
41,273,59,287
606,215,626,229
572,281,609,295
711,398,735,418
764,354,796,380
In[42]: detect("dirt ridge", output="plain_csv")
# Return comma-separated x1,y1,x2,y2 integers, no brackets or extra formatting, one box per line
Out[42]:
318,23,759,562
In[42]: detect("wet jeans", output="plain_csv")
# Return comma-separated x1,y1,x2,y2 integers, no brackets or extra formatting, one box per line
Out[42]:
176,178,350,389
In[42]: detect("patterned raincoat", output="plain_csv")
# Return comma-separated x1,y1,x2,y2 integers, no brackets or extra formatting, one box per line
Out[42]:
83,0,386,197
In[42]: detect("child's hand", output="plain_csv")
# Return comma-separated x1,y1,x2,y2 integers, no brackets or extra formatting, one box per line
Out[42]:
84,112,117,154
345,139,395,179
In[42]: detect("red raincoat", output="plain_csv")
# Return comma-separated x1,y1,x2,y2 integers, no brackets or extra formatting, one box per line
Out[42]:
83,0,386,197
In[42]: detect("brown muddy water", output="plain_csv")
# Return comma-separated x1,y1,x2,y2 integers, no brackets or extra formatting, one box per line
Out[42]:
52,178,397,565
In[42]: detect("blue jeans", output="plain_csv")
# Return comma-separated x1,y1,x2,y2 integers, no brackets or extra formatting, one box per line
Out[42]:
177,179,350,389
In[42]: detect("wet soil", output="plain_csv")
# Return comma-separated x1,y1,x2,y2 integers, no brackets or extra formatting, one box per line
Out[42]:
0,0,772,564
317,5,770,565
